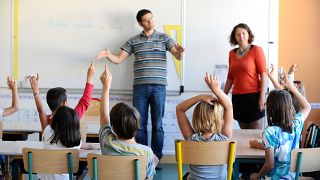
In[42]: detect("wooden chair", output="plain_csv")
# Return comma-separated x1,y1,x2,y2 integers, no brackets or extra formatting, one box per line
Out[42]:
22,148,79,180
290,147,320,180
87,153,147,180
84,98,101,116
175,140,236,180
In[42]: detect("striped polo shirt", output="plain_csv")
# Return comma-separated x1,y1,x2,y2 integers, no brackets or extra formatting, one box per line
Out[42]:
121,30,176,85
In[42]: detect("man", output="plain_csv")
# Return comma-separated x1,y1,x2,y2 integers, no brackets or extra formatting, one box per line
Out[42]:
96,9,184,164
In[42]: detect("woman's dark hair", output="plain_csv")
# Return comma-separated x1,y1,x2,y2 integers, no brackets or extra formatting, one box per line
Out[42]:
266,90,295,133
110,103,140,139
50,106,81,148
229,23,255,46
136,9,152,23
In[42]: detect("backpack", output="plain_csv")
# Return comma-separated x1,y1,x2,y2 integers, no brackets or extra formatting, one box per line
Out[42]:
303,122,320,148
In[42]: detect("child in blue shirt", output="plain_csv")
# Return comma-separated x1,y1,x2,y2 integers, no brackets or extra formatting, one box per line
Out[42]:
249,72,311,179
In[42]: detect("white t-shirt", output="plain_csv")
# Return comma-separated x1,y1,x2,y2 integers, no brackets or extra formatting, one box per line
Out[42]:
0,107,3,119
37,125,81,180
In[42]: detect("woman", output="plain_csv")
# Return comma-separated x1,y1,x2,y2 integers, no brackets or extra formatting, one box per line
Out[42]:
224,23,267,129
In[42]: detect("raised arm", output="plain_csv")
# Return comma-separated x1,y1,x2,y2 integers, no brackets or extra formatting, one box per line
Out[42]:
96,48,129,64
287,64,298,81
268,64,283,90
29,74,47,131
2,77,19,117
176,94,215,140
282,72,311,121
205,73,233,138
99,64,112,127
169,44,184,60
74,61,95,119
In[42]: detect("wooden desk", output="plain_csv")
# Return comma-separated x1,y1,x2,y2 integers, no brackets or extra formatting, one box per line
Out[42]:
2,121,42,141
232,129,264,180
0,140,100,179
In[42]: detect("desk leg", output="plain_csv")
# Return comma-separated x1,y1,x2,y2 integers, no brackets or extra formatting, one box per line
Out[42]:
39,132,43,141
233,160,240,180
5,156,10,180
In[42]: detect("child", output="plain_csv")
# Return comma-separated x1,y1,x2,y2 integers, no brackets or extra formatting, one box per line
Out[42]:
175,73,233,179
99,64,158,179
29,61,95,131
268,64,306,113
37,105,81,179
0,77,18,120
249,72,311,180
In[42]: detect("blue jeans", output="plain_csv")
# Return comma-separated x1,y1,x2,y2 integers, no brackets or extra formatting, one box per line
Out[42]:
133,84,166,159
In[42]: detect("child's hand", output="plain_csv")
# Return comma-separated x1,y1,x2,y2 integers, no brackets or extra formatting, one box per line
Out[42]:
7,76,17,91
198,94,217,105
100,64,112,89
249,139,263,149
96,48,110,60
87,60,96,84
204,73,220,91
28,73,40,93
281,71,295,90
267,64,276,78
288,64,298,74
250,173,259,180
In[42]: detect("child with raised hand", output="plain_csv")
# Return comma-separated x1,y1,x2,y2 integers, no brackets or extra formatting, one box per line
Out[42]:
0,77,18,119
175,73,233,179
99,64,158,180
249,72,311,180
29,61,95,131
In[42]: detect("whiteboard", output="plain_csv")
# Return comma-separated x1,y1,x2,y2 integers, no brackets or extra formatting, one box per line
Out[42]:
184,0,271,92
5,0,182,91
1,0,277,93
0,0,12,87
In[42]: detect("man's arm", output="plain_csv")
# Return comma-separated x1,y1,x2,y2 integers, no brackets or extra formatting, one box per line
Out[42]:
96,49,129,64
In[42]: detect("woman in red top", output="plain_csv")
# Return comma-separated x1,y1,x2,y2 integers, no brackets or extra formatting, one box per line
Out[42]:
224,23,267,129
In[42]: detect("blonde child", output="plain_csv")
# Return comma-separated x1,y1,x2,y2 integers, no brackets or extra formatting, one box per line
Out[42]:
249,72,311,179
99,64,158,179
176,73,233,179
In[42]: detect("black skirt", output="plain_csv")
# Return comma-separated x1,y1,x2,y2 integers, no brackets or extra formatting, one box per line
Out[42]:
232,92,265,123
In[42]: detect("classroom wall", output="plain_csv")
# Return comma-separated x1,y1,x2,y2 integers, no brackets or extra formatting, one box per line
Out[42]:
279,0,320,123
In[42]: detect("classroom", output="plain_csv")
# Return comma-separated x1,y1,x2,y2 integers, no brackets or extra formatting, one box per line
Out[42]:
1,0,320,179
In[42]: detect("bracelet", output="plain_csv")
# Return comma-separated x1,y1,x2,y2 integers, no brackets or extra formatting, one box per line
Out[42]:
33,92,40,95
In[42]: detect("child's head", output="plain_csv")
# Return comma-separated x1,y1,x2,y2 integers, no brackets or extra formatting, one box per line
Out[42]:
46,87,67,111
192,101,223,134
50,106,81,148
266,90,295,133
110,102,140,140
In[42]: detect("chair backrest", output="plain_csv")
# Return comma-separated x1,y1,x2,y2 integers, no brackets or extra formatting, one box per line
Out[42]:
84,98,101,116
290,147,320,178
175,140,236,180
22,148,79,179
80,121,87,143
87,153,147,180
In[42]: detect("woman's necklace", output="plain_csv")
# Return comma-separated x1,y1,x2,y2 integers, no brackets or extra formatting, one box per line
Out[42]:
237,45,251,56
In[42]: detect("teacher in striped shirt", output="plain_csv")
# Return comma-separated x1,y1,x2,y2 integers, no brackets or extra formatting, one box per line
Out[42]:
96,9,184,165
